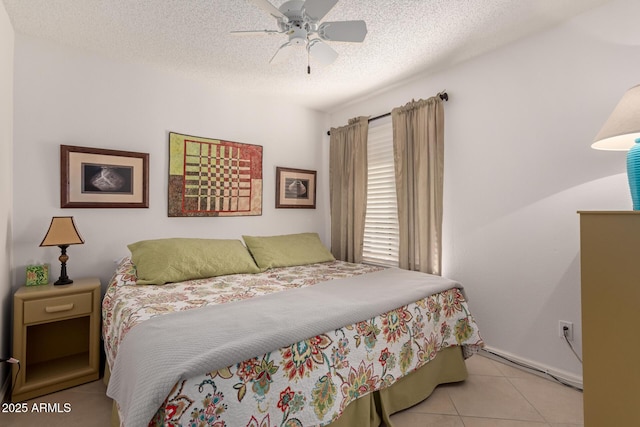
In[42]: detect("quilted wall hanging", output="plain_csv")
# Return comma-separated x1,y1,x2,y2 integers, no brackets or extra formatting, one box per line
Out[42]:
168,132,263,217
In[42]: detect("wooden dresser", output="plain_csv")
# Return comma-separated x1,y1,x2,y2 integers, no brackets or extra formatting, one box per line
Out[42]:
579,211,640,426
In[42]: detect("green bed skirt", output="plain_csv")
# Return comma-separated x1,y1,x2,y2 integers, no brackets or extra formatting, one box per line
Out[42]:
107,345,468,427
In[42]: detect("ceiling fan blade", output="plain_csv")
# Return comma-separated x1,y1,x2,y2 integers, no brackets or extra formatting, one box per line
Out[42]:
230,30,282,36
303,0,338,22
249,0,287,20
308,39,338,65
318,20,367,42
270,42,294,64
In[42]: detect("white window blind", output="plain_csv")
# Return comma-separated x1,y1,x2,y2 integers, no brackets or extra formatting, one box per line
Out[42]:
363,119,399,267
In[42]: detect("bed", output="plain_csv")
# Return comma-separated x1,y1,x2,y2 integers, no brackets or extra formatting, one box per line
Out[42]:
102,233,483,427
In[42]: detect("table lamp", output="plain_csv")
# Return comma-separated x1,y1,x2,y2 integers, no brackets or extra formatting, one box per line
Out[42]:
592,84,640,209
40,216,85,285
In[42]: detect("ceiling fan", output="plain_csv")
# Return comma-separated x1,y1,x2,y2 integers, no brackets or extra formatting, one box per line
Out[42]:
232,0,367,73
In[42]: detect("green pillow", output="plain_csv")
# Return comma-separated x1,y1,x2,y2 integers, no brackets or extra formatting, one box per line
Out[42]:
128,238,260,285
242,233,335,270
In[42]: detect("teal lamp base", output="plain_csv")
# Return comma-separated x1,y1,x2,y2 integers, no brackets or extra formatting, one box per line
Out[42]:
627,138,640,210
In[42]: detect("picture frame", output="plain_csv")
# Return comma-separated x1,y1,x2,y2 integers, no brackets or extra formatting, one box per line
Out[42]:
60,145,149,208
276,167,317,209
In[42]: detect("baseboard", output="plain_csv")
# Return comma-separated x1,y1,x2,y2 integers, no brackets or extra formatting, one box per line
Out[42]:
479,345,583,390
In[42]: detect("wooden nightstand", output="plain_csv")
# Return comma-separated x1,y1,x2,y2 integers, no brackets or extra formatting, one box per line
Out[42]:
11,277,101,402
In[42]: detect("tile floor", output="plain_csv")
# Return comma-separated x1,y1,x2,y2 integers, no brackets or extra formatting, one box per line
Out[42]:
1,353,583,427
387,354,583,427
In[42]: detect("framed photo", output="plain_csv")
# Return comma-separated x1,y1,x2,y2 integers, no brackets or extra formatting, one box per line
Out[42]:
60,145,149,208
276,167,316,209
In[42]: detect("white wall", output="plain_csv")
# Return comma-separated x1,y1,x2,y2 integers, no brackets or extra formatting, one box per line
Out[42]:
330,0,639,381
11,35,330,291
0,0,14,398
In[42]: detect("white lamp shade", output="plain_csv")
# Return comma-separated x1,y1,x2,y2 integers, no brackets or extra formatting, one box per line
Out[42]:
592,84,640,151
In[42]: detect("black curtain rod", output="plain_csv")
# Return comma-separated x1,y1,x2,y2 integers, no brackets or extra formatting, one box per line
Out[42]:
327,91,448,136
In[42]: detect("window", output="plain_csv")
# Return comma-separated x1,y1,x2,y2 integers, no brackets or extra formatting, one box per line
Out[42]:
362,118,399,266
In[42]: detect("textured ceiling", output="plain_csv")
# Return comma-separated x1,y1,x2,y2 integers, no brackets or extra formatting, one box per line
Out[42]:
3,0,612,112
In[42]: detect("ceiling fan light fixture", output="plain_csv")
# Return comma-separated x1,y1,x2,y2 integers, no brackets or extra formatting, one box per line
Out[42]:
239,0,367,68
288,26,308,45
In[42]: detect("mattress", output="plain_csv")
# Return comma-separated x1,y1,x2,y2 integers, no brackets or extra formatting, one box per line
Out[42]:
102,258,483,427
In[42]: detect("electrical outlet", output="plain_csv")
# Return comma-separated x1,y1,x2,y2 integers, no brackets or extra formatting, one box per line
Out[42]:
559,320,573,341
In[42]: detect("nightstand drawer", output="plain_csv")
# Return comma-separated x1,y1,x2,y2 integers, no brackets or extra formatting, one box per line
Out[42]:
23,292,93,324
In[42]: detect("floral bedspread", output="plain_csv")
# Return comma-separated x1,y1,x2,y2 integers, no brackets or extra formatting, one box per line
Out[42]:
102,259,483,427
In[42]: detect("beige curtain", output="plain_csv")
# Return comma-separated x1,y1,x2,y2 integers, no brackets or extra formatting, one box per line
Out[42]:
392,97,444,274
329,117,369,263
